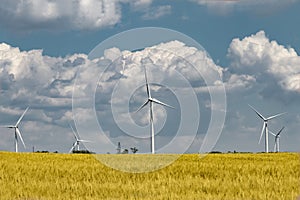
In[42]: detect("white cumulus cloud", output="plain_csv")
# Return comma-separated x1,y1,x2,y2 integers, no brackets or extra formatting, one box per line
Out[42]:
0,0,155,31
1,32,300,153
0,40,223,153
227,30,300,94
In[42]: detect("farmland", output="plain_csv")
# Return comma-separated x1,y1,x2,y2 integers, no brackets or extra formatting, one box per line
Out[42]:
0,152,299,200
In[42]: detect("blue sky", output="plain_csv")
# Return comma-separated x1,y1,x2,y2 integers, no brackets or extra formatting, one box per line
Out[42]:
2,1,300,60
0,0,300,153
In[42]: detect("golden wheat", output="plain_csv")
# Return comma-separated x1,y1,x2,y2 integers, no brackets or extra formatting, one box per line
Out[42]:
0,152,299,200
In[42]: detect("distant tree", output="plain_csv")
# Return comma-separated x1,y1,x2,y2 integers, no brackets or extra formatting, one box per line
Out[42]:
72,150,95,154
36,151,49,153
209,151,222,154
122,149,129,154
130,147,138,154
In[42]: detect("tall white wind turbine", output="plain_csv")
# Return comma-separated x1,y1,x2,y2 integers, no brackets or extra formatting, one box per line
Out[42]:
270,126,285,153
136,67,174,154
249,105,286,153
69,124,92,153
0,107,29,152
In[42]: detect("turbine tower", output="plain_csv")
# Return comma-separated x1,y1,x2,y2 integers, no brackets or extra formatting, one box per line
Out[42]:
136,66,174,154
270,126,285,153
69,124,91,153
0,107,29,152
249,105,286,153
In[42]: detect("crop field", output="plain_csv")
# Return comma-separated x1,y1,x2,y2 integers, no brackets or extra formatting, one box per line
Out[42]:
0,152,299,200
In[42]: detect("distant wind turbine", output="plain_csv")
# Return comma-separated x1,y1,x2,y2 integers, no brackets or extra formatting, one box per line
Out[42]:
249,104,286,153
116,142,121,154
0,107,29,152
270,126,285,153
69,124,92,153
136,66,174,154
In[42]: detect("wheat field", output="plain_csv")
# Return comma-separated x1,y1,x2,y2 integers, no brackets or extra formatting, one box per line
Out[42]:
0,152,299,200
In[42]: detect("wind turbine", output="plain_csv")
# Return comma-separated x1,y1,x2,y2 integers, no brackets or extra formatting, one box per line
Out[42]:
116,142,121,154
0,107,29,152
270,126,285,153
69,124,92,153
136,66,174,154
249,104,286,153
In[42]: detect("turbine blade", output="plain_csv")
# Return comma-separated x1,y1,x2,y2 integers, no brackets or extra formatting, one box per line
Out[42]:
0,125,12,128
15,107,29,127
274,143,276,152
248,104,266,121
69,143,76,153
69,123,79,141
258,122,266,144
78,140,92,143
276,126,285,137
16,128,26,149
146,83,151,99
69,147,74,153
151,98,175,109
136,100,149,113
144,66,151,98
269,131,276,137
267,112,286,121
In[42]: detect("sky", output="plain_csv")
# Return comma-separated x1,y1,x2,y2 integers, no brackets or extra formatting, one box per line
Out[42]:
0,0,300,154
